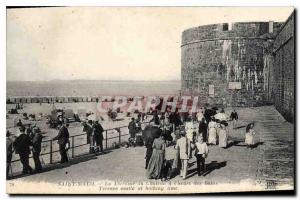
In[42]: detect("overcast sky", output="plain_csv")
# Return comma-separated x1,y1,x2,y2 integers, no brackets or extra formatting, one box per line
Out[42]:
7,7,293,81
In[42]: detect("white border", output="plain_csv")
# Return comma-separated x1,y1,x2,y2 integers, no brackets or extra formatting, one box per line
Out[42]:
1,0,299,199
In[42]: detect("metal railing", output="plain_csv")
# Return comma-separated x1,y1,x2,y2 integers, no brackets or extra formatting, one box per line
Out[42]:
10,121,151,174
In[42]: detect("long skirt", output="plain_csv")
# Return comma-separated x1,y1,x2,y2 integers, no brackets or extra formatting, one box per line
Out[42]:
145,147,153,169
245,133,255,145
172,148,181,170
208,128,217,145
146,149,164,179
218,131,228,148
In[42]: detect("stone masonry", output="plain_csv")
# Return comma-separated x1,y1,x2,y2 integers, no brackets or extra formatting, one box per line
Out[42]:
181,11,295,122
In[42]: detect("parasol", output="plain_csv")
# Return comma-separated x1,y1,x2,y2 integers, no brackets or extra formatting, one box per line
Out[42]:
142,125,162,141
205,109,217,119
214,113,228,121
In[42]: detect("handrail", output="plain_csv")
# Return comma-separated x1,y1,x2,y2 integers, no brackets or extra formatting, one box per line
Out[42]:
10,121,151,165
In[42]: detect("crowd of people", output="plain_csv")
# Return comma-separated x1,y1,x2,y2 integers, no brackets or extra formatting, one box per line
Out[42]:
7,106,257,181
82,120,105,154
140,108,258,181
6,116,108,178
6,123,43,178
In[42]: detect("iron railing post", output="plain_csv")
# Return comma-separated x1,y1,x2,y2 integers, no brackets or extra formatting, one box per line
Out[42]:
12,123,149,175
105,130,108,149
119,129,121,144
50,140,53,164
71,136,75,158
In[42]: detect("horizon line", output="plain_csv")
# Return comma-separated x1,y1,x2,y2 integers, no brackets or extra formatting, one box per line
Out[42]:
7,79,181,82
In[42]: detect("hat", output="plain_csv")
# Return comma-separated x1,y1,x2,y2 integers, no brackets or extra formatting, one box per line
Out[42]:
220,120,228,126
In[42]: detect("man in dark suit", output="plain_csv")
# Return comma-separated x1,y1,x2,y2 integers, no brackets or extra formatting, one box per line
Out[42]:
198,117,208,142
150,111,160,125
32,127,43,172
93,120,104,153
53,122,70,163
13,126,33,174
230,109,239,128
128,118,136,139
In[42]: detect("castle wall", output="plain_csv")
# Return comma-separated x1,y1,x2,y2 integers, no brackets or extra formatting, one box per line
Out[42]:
181,22,276,107
181,14,294,123
271,12,295,122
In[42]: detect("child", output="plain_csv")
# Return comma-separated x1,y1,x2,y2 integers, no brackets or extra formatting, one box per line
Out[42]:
161,160,172,181
245,123,256,149
195,135,209,176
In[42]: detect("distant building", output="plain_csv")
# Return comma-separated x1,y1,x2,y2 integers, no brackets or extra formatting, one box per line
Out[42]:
181,11,295,122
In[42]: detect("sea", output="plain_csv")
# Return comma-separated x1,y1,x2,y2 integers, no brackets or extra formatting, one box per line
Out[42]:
6,80,181,97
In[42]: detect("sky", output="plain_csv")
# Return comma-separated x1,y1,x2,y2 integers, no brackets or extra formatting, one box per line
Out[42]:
6,7,294,81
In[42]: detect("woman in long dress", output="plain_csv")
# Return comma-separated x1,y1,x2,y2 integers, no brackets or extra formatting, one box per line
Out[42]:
245,123,256,148
146,135,166,179
218,121,228,148
208,117,217,145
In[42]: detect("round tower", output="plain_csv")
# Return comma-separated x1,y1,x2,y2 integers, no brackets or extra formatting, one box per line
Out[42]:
181,22,280,107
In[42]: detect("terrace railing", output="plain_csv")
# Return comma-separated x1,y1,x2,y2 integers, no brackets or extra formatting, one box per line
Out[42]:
9,121,151,176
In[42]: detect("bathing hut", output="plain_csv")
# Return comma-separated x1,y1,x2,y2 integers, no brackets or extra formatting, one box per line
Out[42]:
25,97,32,103
31,97,39,103
9,97,16,104
63,97,69,103
16,97,25,103
77,97,83,102
57,97,64,103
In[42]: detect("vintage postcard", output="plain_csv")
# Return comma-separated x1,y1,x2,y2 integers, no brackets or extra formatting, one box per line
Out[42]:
6,7,295,194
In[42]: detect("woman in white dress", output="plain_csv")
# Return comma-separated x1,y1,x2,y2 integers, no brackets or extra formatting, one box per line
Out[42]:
218,121,228,148
208,117,217,145
245,123,256,148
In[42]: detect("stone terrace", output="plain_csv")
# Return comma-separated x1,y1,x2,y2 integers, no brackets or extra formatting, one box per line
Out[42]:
7,106,294,193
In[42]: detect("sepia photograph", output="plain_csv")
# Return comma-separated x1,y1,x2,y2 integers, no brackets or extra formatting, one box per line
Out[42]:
5,6,295,194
